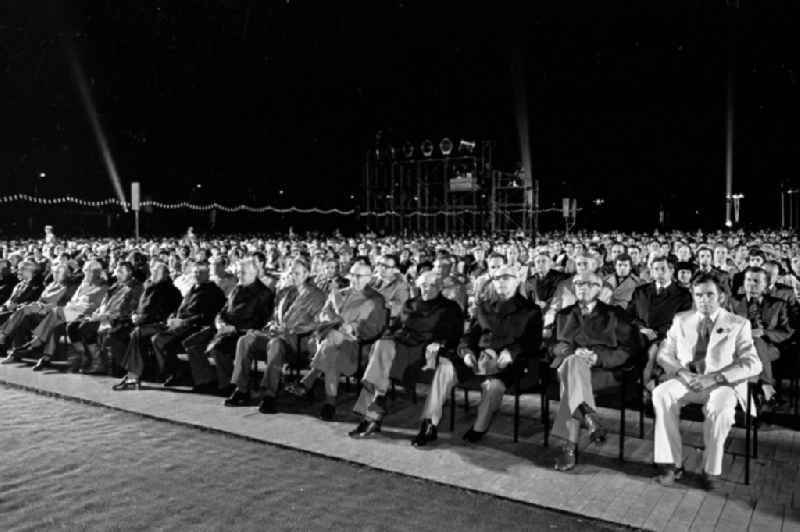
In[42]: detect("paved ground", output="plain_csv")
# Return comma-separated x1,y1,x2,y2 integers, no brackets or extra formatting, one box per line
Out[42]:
0,386,624,532
2,362,799,531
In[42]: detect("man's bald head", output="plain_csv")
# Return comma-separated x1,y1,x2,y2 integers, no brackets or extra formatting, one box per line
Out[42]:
349,262,374,290
416,270,442,301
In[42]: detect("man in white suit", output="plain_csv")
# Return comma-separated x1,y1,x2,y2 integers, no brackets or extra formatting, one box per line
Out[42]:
653,273,761,490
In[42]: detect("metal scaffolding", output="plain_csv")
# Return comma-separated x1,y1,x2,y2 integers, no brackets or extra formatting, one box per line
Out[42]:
362,141,497,234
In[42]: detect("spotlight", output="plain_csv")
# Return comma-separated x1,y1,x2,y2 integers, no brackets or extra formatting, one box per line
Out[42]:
458,139,476,153
402,141,414,158
439,138,453,156
421,139,434,157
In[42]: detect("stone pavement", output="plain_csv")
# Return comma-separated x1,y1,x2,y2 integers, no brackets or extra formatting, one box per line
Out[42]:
2,362,799,531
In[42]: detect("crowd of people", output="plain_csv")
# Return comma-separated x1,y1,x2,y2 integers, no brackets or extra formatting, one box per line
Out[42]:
1,227,798,490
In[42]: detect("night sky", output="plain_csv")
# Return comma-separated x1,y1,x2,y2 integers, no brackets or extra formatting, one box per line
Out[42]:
2,1,798,232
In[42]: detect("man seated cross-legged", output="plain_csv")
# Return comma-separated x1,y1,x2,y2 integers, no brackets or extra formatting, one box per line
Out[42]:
283,262,387,421
550,271,641,472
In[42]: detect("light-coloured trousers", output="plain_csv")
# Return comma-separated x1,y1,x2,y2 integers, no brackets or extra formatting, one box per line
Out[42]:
652,378,737,476
552,354,597,442
420,357,506,431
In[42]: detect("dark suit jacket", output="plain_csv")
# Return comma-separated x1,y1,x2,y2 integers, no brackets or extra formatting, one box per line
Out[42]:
458,294,543,386
525,269,569,303
626,282,693,339
730,294,793,361
550,300,641,370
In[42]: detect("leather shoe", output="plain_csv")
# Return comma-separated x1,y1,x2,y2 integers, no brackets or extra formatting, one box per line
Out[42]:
654,465,684,486
319,403,335,421
584,412,608,445
411,419,438,447
112,376,141,391
348,420,369,438
224,389,250,407
1,355,20,365
258,396,277,414
32,356,51,372
358,420,381,438
462,427,486,444
699,472,721,491
554,443,577,472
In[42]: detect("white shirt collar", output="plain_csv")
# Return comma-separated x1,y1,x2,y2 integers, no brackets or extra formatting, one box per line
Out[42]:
655,280,671,290
696,307,722,324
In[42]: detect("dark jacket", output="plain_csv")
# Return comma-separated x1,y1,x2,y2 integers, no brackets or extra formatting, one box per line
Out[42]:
2,277,45,309
551,300,641,370
388,294,464,381
525,269,569,303
458,293,543,386
95,278,144,324
730,294,793,362
220,279,274,331
136,279,182,325
626,282,693,339
0,272,18,304
174,281,227,328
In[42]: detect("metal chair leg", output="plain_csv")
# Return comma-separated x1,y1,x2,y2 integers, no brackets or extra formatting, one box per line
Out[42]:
514,391,520,443
639,371,645,439
619,373,626,461
745,383,752,485
463,388,469,412
449,386,456,432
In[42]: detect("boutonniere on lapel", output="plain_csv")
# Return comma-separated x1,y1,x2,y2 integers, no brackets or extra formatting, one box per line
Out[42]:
715,327,730,335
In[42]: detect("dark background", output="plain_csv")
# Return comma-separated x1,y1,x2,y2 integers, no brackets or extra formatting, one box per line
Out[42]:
1,1,798,234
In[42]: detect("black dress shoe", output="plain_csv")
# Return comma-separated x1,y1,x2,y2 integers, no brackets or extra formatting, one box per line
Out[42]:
462,427,486,444
319,403,335,421
32,356,51,372
162,373,190,387
654,465,684,486
348,420,369,438
112,376,141,391
258,396,277,414
584,413,608,444
411,419,438,447
358,420,381,438
224,389,250,407
699,472,721,491
554,443,577,472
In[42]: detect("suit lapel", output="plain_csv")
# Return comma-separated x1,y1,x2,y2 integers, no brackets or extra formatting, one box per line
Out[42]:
707,310,732,353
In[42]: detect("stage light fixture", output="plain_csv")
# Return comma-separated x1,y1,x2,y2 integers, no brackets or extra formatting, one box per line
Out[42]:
439,137,453,156
421,139,434,157
458,139,476,153
402,141,414,158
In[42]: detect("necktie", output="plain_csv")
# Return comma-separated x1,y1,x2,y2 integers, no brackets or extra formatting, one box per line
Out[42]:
692,316,712,373
747,298,762,328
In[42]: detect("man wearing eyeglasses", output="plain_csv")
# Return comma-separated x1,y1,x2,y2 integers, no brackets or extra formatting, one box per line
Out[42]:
285,263,387,421
550,272,641,472
370,254,409,319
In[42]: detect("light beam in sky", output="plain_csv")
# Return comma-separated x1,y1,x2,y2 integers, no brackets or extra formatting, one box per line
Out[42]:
66,43,128,212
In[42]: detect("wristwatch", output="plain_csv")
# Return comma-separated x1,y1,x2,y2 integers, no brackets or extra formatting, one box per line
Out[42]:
713,373,727,385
